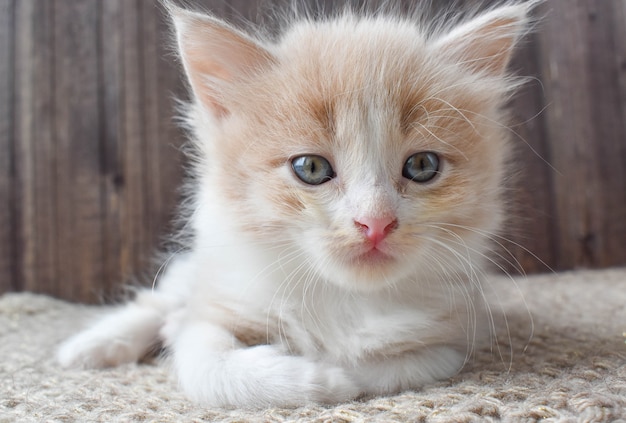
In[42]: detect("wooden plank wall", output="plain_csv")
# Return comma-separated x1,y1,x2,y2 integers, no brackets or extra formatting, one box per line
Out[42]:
1,0,625,303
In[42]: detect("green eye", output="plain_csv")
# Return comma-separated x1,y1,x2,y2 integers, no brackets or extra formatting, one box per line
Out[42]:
403,152,440,183
291,155,335,185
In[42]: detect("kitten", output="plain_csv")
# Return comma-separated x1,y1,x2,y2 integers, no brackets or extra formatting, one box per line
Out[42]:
58,0,536,408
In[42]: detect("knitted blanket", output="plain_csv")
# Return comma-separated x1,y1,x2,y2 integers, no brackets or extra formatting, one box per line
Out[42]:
1,268,625,422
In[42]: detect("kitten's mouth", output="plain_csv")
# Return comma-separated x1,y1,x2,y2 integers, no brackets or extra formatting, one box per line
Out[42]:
354,247,394,266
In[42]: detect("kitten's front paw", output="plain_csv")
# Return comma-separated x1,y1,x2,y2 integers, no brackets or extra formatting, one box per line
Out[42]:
58,303,164,368
57,330,139,369
309,361,360,404
177,345,359,407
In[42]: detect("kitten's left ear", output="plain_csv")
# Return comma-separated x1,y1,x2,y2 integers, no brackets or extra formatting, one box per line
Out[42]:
166,3,275,117
434,2,537,76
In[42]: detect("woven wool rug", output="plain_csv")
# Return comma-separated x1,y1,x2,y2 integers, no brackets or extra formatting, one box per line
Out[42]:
1,268,625,422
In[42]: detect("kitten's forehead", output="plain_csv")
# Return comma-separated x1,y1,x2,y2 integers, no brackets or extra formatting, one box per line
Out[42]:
261,18,437,152
278,17,431,94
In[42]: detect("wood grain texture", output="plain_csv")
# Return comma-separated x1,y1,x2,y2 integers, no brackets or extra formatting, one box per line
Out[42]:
1,0,625,302
13,0,58,296
0,0,15,294
100,0,124,298
52,0,104,301
501,34,557,275
537,0,626,270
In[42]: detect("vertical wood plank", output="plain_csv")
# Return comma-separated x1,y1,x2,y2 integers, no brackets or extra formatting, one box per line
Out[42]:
597,0,626,267
53,0,104,301
14,0,60,298
31,0,58,297
615,1,626,130
612,0,626,264
141,0,185,254
537,0,626,270
141,0,163,249
502,33,557,275
118,0,150,284
100,0,124,297
13,0,36,295
0,0,15,294
155,1,187,221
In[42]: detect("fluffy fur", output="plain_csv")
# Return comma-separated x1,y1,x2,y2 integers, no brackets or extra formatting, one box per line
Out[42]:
58,1,537,408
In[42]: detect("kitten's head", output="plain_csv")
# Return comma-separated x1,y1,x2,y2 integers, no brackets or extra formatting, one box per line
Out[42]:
170,2,533,292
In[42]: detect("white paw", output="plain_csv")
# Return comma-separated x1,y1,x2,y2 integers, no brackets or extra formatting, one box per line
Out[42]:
310,363,360,404
176,345,359,407
57,330,141,369
238,346,359,405
350,346,465,395
57,305,163,368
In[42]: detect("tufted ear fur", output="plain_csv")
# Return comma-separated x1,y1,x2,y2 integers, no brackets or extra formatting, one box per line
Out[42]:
168,5,275,117
434,2,535,76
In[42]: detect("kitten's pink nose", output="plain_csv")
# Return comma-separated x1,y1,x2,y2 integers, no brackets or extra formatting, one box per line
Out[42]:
354,216,398,246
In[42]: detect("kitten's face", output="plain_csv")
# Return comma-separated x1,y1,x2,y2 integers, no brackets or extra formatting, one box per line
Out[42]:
174,11,524,291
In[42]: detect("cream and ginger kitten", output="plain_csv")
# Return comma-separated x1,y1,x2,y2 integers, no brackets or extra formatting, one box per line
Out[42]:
58,1,536,408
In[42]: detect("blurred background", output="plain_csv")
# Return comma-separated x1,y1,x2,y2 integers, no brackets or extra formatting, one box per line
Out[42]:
1,0,624,303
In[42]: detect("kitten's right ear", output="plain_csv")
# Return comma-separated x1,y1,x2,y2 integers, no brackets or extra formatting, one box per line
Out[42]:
433,1,537,77
165,3,275,117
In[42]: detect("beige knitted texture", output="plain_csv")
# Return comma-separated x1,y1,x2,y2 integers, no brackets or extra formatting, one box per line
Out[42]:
1,268,625,422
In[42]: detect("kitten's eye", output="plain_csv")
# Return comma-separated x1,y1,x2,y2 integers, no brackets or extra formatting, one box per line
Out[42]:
291,155,335,185
403,152,440,183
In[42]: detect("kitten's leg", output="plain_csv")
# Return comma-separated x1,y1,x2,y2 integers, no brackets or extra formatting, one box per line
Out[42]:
57,291,177,368
163,319,359,408
58,253,194,368
350,347,465,396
